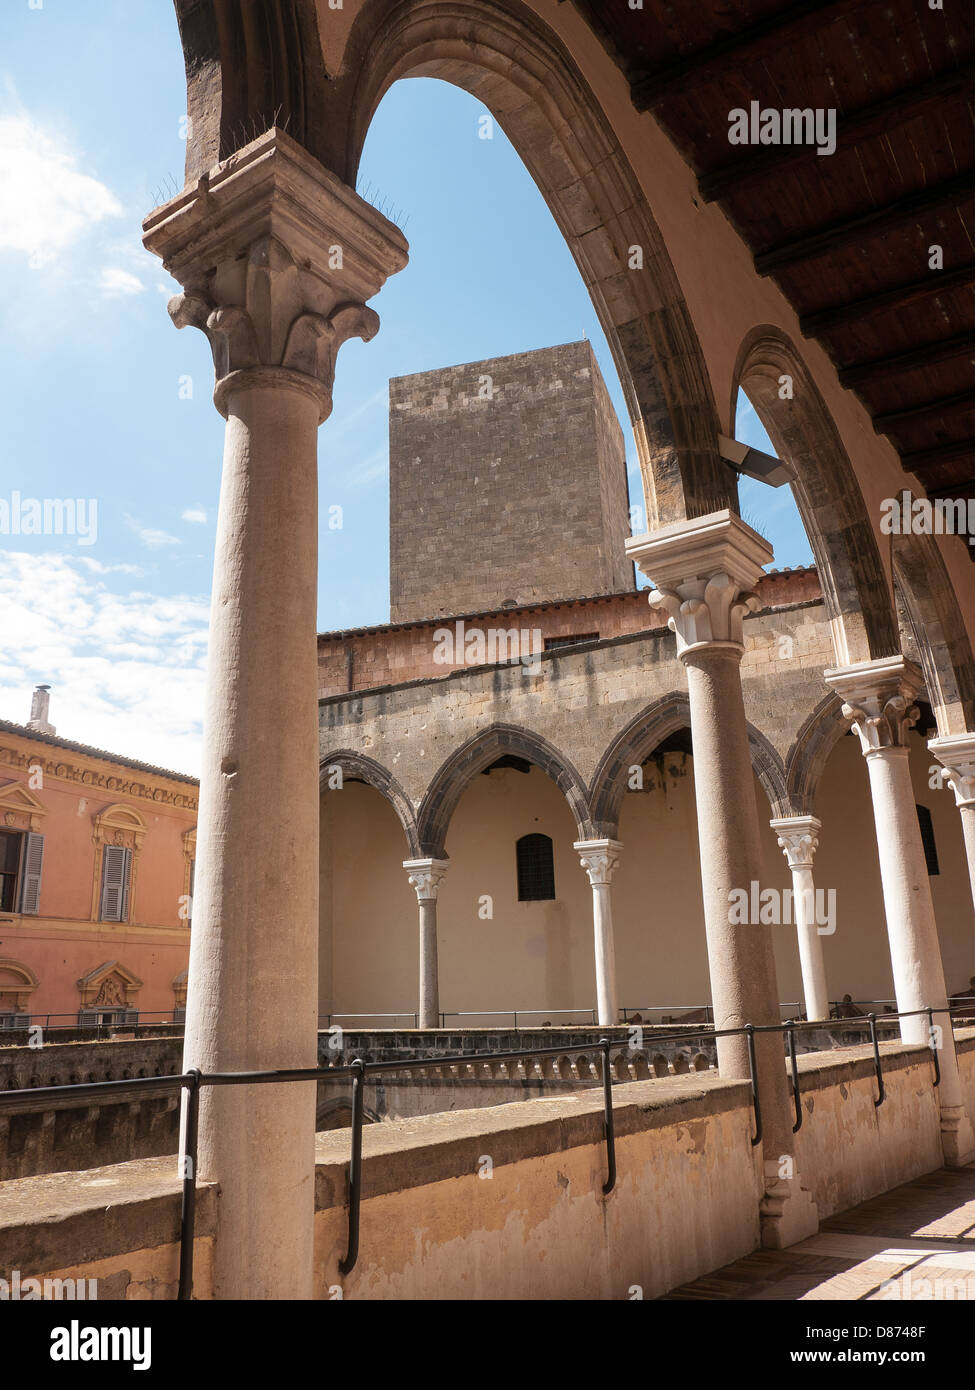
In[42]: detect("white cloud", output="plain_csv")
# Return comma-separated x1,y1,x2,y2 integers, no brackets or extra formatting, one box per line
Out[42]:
0,114,122,265
98,266,144,297
124,515,182,549
181,507,208,524
0,551,208,775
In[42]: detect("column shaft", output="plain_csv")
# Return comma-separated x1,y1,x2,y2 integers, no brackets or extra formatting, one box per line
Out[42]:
419,898,439,1029
185,380,320,1298
791,864,829,1022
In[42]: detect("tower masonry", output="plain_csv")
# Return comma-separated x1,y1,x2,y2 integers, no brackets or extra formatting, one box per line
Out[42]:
388,340,634,622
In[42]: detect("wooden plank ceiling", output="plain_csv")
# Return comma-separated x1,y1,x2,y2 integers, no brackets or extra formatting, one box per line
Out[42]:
566,0,975,501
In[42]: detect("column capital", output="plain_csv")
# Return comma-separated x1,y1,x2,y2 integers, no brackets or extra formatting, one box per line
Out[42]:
769,815,821,870
142,128,409,422
574,838,623,886
625,510,772,656
403,858,449,901
929,733,975,807
823,655,923,754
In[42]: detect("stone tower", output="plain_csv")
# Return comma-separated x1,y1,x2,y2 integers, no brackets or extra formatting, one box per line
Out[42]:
388,340,633,622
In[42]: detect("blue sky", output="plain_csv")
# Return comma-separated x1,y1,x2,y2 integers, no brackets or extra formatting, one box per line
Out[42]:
0,0,812,775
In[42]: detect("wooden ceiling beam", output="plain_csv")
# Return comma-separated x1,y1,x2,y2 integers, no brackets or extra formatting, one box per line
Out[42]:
899,437,975,471
800,262,975,335
698,60,975,204
630,0,868,110
755,170,975,275
838,331,975,388
873,389,975,433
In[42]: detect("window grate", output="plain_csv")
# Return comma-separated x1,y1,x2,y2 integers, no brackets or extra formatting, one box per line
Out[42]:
516,833,555,901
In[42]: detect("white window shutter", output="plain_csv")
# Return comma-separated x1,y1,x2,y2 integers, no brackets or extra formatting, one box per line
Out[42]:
19,832,44,915
100,845,132,922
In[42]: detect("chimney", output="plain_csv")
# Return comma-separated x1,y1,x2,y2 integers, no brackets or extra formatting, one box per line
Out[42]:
27,685,55,736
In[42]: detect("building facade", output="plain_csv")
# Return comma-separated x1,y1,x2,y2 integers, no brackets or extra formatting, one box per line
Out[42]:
0,691,196,1027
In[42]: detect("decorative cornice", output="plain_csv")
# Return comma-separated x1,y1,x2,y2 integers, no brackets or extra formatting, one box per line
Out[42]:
769,815,821,870
403,858,449,901
0,779,47,832
574,838,623,886
626,510,772,656
929,734,975,808
143,128,409,422
824,656,923,754
0,746,197,811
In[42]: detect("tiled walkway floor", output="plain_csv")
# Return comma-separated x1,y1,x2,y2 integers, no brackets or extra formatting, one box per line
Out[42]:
665,1166,975,1300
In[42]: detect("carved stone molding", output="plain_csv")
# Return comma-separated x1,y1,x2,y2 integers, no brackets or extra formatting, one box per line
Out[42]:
626,510,772,656
0,779,47,832
573,838,623,887
403,858,449,902
0,958,39,1012
143,128,409,421
823,656,923,755
77,960,143,1009
0,745,197,811
769,815,821,871
929,733,975,808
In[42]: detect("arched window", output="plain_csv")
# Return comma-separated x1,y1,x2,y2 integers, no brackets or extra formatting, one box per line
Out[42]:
916,804,939,876
516,833,555,902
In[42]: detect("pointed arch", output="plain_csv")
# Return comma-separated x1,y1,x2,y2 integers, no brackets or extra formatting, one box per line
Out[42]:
589,691,788,834
319,750,420,857
176,0,732,527
732,325,899,667
784,692,853,817
892,531,975,737
417,724,593,858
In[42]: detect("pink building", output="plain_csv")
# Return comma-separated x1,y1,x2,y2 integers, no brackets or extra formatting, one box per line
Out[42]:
0,689,196,1028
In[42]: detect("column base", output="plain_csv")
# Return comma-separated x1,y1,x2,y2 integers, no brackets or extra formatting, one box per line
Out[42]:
939,1104,975,1168
759,1178,819,1249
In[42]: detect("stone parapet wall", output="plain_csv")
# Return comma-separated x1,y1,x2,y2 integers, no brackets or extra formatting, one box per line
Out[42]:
1,1034,963,1300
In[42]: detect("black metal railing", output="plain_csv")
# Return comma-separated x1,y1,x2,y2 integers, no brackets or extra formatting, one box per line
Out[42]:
0,1006,954,1299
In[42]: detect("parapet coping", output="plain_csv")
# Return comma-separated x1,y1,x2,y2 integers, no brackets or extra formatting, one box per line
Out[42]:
1,1033,965,1277
318,597,827,709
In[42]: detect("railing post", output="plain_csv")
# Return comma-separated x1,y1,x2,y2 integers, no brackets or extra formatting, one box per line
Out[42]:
339,1059,366,1277
178,1069,201,1302
928,1006,942,1087
785,1022,802,1133
600,1037,616,1195
744,1024,762,1147
868,1013,885,1107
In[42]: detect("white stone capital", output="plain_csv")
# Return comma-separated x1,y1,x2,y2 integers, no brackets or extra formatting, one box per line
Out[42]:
625,510,772,655
143,129,409,421
574,838,623,886
823,655,923,755
769,815,821,870
403,858,449,901
928,734,975,808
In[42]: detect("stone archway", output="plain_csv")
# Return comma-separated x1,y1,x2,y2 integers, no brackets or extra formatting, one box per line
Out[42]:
417,723,593,858
784,693,852,817
319,750,421,856
731,325,899,668
892,532,975,737
589,691,789,835
174,0,731,529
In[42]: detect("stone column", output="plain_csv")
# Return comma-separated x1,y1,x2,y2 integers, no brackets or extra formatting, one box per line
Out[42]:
404,859,448,1029
626,510,818,1248
574,839,622,1026
769,816,829,1021
143,130,408,1298
825,657,975,1166
928,733,975,927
